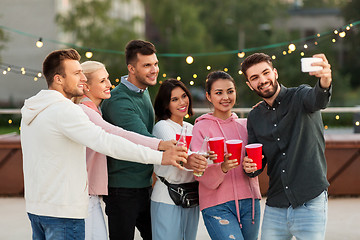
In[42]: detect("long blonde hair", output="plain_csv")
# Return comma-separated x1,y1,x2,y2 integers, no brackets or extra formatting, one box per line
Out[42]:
72,61,106,103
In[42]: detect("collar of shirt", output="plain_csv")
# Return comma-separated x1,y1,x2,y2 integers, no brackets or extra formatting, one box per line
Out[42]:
264,84,288,110
121,75,147,93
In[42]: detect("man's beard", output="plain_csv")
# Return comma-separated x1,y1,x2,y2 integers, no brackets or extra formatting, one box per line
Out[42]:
254,80,279,99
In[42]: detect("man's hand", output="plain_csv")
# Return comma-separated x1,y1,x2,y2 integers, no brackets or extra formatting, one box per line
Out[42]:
161,145,188,170
242,156,258,173
309,53,332,89
158,140,176,151
184,153,207,172
221,154,239,173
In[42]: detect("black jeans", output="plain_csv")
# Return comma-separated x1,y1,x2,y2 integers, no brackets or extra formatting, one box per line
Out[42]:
103,187,152,240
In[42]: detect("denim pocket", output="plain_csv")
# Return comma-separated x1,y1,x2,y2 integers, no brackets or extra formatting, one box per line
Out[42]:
303,191,327,211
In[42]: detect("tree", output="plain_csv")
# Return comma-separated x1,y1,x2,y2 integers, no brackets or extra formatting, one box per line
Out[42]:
56,0,141,82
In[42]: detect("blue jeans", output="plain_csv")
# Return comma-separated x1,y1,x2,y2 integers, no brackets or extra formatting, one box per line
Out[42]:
27,213,85,240
202,199,260,240
151,201,199,240
261,190,328,240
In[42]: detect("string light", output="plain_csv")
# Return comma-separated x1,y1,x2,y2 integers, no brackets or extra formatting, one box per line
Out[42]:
185,114,189,119
339,31,346,38
193,74,197,78
272,55,276,60
190,81,194,85
324,125,328,129
3,70,7,75
115,78,120,82
34,77,38,81
186,56,194,64
8,119,12,124
335,115,340,120
162,73,166,78
37,72,42,77
317,33,321,37
304,44,308,49
300,52,305,56
7,67,11,71
288,43,296,52
334,30,339,34
206,66,211,70
224,68,228,72
36,38,43,48
282,51,287,55
346,26,350,31
177,76,181,80
238,70,243,75
85,50,93,59
356,121,359,126
237,51,245,58
332,39,336,43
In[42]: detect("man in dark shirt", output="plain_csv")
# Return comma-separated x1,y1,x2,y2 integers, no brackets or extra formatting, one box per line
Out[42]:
241,53,332,240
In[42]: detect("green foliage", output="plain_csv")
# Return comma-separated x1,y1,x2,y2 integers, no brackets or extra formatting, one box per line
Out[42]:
56,0,141,82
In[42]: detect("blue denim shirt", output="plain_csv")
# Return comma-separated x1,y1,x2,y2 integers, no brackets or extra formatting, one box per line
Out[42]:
247,81,331,208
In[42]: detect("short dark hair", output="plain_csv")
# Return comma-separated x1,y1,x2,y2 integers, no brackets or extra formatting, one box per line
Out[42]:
205,71,236,95
154,79,193,122
125,40,157,66
43,49,81,87
241,53,273,81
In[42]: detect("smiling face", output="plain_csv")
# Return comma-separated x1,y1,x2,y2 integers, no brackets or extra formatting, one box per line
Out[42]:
206,78,236,120
168,87,189,124
84,67,111,106
128,53,159,89
245,61,279,99
59,59,87,99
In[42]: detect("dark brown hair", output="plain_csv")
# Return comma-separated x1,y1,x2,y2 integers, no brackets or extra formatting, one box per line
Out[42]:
241,53,273,80
125,40,157,66
154,79,193,121
205,71,236,95
42,49,81,87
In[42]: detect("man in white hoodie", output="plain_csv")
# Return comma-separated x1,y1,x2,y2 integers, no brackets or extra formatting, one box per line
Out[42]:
20,49,187,240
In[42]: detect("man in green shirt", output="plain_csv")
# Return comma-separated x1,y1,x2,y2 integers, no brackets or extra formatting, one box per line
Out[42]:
242,53,332,240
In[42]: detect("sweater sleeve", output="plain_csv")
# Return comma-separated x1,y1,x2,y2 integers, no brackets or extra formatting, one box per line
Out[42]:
58,103,162,165
80,104,160,150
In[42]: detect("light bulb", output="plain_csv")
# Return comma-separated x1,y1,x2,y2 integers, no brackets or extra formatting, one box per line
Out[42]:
190,81,194,85
288,43,296,52
177,76,181,80
193,74,197,78
339,31,346,38
36,38,43,48
206,66,211,70
186,56,194,64
85,51,93,59
237,52,245,58
37,72,42,77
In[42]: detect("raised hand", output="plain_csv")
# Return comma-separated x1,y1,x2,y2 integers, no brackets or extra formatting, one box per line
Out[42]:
309,53,332,89
221,153,239,173
161,145,188,170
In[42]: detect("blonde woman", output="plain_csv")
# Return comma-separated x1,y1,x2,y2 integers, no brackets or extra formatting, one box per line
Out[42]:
79,61,175,239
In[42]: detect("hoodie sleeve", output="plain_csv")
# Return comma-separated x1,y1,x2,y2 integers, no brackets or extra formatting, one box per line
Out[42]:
57,102,163,165
80,104,160,150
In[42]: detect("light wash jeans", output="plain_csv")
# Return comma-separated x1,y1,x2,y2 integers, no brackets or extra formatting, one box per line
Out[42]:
150,200,200,240
201,199,261,240
261,190,328,240
85,195,107,240
27,212,85,240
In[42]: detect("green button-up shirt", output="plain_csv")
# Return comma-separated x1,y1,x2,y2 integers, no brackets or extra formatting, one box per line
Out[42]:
247,81,331,208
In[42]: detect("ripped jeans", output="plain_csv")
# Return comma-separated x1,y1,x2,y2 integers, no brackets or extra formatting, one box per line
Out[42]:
202,198,260,240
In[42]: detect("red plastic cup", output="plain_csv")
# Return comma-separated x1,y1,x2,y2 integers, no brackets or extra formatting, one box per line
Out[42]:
245,143,263,170
208,137,225,163
176,134,192,150
226,140,243,164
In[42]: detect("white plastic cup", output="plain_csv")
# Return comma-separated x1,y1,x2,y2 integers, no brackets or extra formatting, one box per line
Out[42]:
301,57,323,72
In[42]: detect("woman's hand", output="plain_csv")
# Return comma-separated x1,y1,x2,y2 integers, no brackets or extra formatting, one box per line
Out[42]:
221,153,239,173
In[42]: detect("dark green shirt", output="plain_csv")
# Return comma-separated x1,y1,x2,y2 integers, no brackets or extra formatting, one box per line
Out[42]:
247,81,331,208
101,82,155,188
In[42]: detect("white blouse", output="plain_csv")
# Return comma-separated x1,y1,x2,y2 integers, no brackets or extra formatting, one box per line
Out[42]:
151,119,195,205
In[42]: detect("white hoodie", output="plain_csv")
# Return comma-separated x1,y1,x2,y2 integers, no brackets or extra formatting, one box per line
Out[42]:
21,90,162,219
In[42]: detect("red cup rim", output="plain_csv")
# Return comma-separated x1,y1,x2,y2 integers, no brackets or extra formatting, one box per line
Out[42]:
245,143,263,149
209,137,224,141
226,140,243,144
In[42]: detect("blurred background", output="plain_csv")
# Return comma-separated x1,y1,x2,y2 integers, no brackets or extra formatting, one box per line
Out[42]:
0,0,360,131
